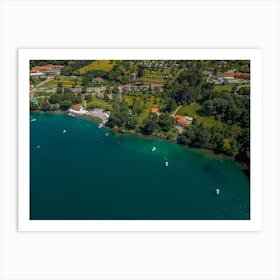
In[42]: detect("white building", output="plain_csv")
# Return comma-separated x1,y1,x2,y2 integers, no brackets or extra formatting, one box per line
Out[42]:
69,104,87,115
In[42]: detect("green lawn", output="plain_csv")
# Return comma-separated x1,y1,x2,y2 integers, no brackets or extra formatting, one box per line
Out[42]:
214,84,237,93
136,69,169,84
79,60,115,73
137,97,157,125
38,77,82,89
86,96,112,111
123,95,133,106
176,103,223,128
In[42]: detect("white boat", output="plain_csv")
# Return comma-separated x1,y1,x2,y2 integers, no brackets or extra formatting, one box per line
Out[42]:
63,129,67,133
216,188,220,195
165,161,169,167
105,133,109,136
152,147,156,152
37,145,40,149
31,118,36,122
98,123,103,128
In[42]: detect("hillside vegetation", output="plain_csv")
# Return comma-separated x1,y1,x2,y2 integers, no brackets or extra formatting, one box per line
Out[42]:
79,60,115,74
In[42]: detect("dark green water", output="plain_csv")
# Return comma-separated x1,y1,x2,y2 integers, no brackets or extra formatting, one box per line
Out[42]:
30,112,250,220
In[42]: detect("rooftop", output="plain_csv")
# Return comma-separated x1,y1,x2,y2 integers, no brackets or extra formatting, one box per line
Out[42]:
175,115,192,126
70,104,82,111
93,77,104,81
150,83,163,89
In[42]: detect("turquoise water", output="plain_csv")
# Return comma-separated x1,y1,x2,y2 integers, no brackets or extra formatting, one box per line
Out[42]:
30,112,250,220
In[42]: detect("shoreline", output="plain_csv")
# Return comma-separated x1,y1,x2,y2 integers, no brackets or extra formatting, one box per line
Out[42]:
30,109,249,173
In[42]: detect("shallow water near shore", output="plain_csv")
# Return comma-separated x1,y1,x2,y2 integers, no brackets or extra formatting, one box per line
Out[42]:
30,112,250,220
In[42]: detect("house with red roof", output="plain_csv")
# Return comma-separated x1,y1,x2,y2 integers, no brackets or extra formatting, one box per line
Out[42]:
223,70,235,77
92,77,104,84
175,115,192,127
122,84,132,91
150,84,163,91
234,72,250,80
151,108,159,114
69,104,87,115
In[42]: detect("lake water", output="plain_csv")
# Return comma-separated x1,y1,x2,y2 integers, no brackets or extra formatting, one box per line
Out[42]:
30,112,250,220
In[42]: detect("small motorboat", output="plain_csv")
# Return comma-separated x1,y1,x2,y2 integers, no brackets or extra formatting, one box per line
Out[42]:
105,133,109,136
36,145,40,149
152,147,156,152
98,123,103,128
31,118,36,122
165,161,169,167
63,129,67,133
216,188,220,195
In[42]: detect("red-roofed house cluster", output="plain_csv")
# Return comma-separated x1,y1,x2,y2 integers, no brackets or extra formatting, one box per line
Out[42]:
234,72,250,80
30,64,63,77
223,70,250,80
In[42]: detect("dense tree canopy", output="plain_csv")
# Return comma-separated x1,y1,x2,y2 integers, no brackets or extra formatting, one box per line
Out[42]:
142,120,156,135
158,113,174,132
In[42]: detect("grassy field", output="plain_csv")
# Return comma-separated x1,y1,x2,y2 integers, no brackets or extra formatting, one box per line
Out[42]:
136,69,169,84
79,60,115,74
86,96,112,111
214,84,250,95
213,84,236,93
38,77,82,88
176,103,223,128
138,97,157,126
123,95,133,106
